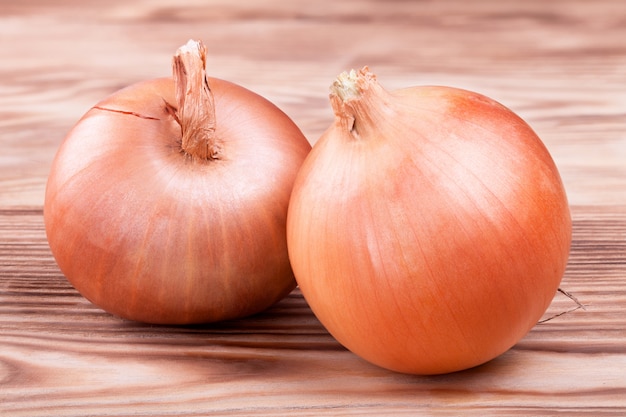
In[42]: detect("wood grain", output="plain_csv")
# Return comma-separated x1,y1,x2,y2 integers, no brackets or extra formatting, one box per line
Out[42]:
1,0,625,206
1,206,625,416
2,0,626,415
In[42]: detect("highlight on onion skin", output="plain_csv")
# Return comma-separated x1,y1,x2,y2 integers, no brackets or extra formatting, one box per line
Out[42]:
44,40,312,324
286,67,572,375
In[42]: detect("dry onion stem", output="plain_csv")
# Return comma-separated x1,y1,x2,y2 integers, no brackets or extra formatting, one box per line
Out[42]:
538,288,587,323
172,39,220,161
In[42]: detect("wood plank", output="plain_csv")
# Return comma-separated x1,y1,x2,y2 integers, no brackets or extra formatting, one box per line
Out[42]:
2,0,626,414
1,0,625,207
1,206,625,415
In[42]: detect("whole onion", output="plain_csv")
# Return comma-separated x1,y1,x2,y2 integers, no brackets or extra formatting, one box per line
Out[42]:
287,67,571,375
44,40,311,324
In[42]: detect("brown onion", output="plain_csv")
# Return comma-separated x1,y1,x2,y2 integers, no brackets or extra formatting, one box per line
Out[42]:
287,67,571,375
44,40,311,324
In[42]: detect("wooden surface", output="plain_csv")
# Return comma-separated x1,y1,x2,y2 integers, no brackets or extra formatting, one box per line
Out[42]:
1,0,625,415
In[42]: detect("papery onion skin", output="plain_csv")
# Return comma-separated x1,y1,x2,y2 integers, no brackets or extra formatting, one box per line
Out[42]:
287,67,571,375
44,41,311,324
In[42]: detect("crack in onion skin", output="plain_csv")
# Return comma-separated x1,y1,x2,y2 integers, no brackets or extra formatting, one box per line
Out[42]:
44,41,311,324
286,67,572,375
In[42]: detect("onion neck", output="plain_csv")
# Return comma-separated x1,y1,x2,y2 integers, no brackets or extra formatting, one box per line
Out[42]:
173,39,221,161
329,66,389,140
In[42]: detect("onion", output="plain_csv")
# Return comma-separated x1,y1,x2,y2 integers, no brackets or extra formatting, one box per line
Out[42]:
44,40,311,324
287,67,571,375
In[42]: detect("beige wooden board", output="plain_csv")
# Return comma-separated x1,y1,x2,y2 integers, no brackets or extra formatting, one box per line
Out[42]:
1,207,625,415
1,0,625,207
1,0,625,415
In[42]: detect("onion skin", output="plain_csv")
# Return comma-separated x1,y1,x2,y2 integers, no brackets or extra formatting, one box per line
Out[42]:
44,41,311,324
287,67,572,375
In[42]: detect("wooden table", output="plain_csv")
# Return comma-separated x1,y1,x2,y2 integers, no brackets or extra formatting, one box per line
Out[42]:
1,1,625,415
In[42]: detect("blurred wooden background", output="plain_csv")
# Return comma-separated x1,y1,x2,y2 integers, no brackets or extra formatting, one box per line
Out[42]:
1,0,625,415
